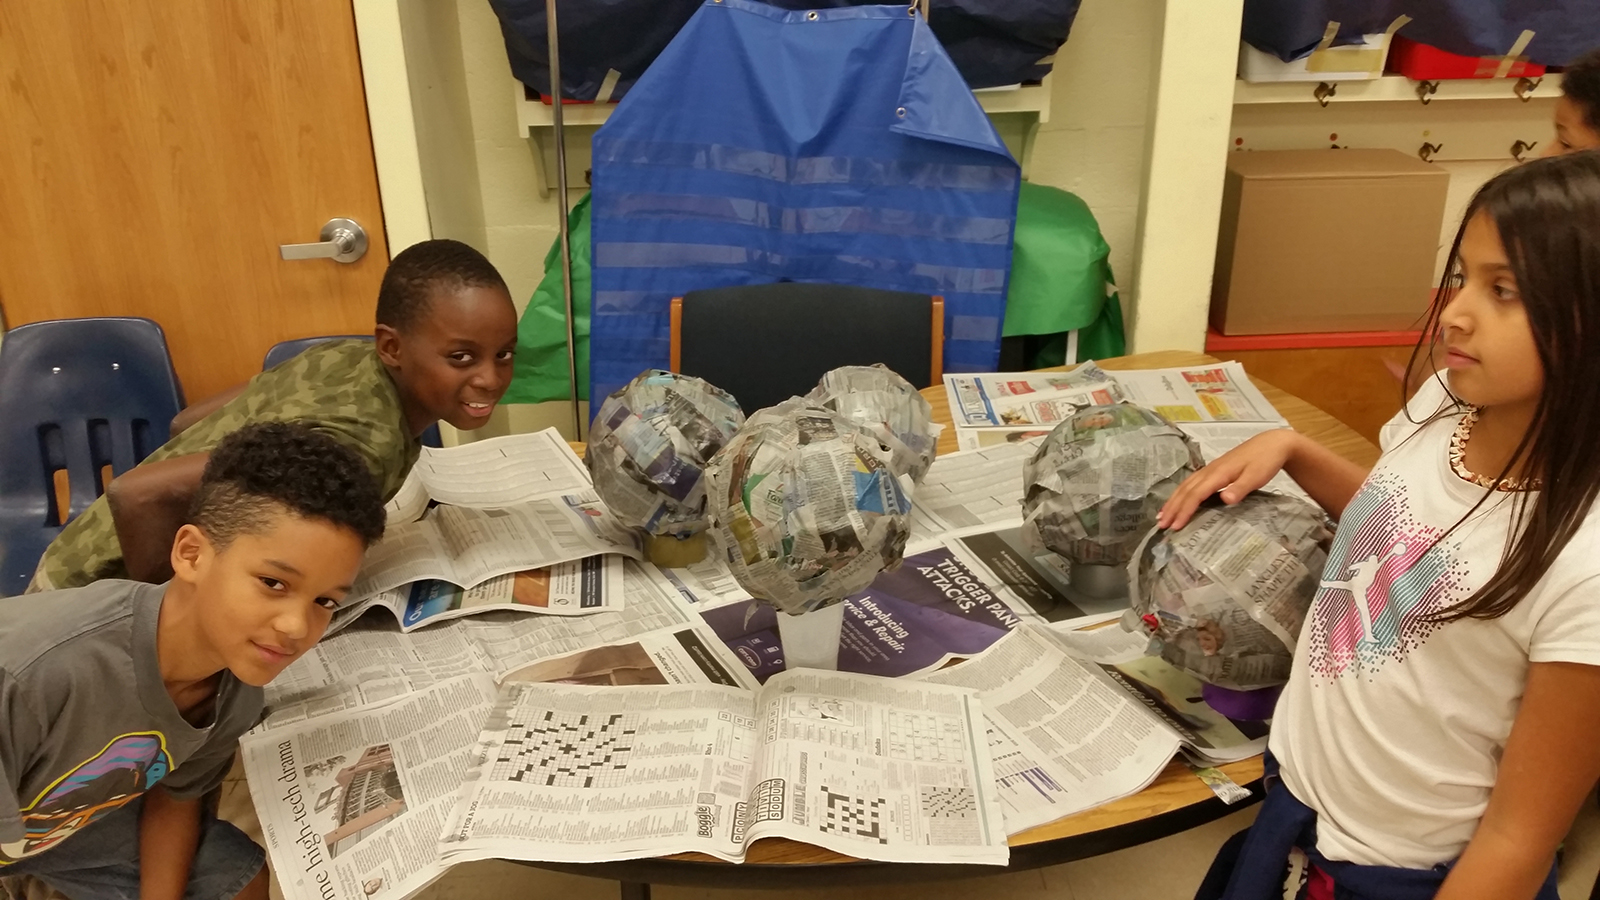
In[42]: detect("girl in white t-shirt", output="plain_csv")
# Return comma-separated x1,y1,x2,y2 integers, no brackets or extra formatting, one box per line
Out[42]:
1161,150,1600,900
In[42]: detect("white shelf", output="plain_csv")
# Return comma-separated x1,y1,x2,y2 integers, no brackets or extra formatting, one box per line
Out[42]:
514,77,1052,133
1234,73,1562,105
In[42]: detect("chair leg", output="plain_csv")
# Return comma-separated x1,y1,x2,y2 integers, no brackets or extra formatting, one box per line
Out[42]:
619,881,651,900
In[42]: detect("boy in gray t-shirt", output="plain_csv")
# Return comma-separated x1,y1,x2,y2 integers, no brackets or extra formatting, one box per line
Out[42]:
0,423,386,900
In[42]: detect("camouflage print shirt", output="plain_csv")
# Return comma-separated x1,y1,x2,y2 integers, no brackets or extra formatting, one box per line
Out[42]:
33,340,420,590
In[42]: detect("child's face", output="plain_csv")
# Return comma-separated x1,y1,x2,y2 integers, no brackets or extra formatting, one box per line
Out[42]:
1439,213,1543,416
379,284,518,434
1549,95,1600,156
177,513,366,687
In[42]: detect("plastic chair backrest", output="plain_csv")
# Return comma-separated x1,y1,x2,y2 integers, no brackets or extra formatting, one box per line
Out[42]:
261,335,443,448
0,317,185,595
670,282,943,414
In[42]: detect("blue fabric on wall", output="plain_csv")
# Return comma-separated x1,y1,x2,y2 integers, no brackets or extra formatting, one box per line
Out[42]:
588,0,1020,407
1242,0,1600,67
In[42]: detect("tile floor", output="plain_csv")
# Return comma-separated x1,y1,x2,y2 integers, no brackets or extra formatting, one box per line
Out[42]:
215,757,1600,900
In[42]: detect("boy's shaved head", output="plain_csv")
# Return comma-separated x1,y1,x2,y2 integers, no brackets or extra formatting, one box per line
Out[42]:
376,239,509,333
190,422,386,550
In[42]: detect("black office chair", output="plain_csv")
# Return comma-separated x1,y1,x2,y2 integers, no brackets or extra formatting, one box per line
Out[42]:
667,282,944,414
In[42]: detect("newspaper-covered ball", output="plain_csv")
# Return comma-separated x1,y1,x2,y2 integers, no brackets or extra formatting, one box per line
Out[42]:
585,370,746,537
1021,403,1204,566
1128,492,1333,690
806,364,938,482
705,400,912,614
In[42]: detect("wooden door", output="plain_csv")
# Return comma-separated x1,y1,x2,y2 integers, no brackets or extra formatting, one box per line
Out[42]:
0,1,389,401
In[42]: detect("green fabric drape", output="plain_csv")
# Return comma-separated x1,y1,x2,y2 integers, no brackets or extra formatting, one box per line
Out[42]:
504,193,592,404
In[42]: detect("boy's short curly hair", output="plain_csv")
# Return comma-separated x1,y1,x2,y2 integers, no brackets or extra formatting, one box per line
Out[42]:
375,238,508,333
1566,48,1600,131
190,422,386,550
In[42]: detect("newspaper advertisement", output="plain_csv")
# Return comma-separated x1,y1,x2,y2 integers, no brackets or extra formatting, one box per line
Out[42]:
700,546,1023,682
943,362,1127,428
1128,494,1330,691
263,562,701,729
920,626,1181,834
242,674,499,900
1106,363,1286,426
327,557,624,636
949,525,1127,627
351,491,643,602
436,671,1007,866
385,429,593,523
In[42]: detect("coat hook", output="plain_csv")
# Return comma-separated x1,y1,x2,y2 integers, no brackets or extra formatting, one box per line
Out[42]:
1419,141,1443,162
1416,80,1439,105
1514,76,1543,102
1511,139,1538,162
1313,81,1337,106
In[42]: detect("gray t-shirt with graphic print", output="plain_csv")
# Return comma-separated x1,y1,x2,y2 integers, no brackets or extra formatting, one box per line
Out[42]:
0,579,264,864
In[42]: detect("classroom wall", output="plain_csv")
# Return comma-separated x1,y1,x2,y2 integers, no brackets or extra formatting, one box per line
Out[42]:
395,0,1166,441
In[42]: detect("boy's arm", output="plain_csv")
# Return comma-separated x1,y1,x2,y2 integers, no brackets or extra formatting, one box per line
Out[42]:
1435,661,1600,900
139,785,202,900
171,383,248,436
106,453,210,583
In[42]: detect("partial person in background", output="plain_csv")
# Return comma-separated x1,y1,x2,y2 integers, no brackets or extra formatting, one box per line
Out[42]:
27,239,518,593
1551,48,1600,154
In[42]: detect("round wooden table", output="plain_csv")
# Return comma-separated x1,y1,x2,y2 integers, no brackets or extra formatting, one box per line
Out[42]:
547,350,1377,897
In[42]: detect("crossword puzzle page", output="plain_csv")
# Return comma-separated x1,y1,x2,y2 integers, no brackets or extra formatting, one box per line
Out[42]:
437,673,1008,865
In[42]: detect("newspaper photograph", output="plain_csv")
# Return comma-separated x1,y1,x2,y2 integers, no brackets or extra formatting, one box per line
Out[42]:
398,556,623,628
385,429,593,523
700,546,1024,682
242,674,499,900
943,362,1127,428
436,671,1006,866
351,491,643,602
500,622,758,691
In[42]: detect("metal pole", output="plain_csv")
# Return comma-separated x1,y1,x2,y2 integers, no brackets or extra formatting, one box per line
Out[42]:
546,0,582,440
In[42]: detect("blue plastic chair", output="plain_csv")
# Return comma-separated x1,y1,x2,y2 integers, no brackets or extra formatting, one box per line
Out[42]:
0,318,186,596
262,335,443,448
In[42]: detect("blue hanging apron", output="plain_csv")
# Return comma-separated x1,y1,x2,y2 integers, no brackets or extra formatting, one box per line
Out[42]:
587,0,1021,407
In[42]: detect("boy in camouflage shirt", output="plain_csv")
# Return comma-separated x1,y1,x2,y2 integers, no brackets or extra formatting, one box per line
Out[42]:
29,239,517,592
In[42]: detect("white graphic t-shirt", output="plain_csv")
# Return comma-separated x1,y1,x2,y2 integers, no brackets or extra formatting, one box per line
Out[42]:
1270,374,1600,868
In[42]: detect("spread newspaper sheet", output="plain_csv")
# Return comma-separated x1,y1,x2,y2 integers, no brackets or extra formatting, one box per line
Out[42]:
384,429,592,523
920,624,1266,835
437,671,1007,866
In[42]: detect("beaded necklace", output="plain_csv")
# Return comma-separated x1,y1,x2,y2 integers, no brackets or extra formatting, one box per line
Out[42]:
1447,406,1542,492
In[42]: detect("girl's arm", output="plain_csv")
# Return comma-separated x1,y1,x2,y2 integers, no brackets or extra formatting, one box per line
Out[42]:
1157,429,1369,531
1437,661,1600,900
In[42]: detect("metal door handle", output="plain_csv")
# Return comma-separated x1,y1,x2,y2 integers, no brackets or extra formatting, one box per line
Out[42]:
280,217,368,263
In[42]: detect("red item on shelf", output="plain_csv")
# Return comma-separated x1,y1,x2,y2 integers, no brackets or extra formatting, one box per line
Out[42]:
1385,35,1545,79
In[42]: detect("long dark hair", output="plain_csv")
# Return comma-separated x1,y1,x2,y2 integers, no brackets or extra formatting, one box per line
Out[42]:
1404,150,1600,621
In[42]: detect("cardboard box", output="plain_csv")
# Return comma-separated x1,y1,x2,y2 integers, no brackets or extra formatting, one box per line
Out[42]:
1210,149,1449,335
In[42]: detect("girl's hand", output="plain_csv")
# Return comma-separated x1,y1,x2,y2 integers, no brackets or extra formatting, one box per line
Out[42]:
1157,429,1305,531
